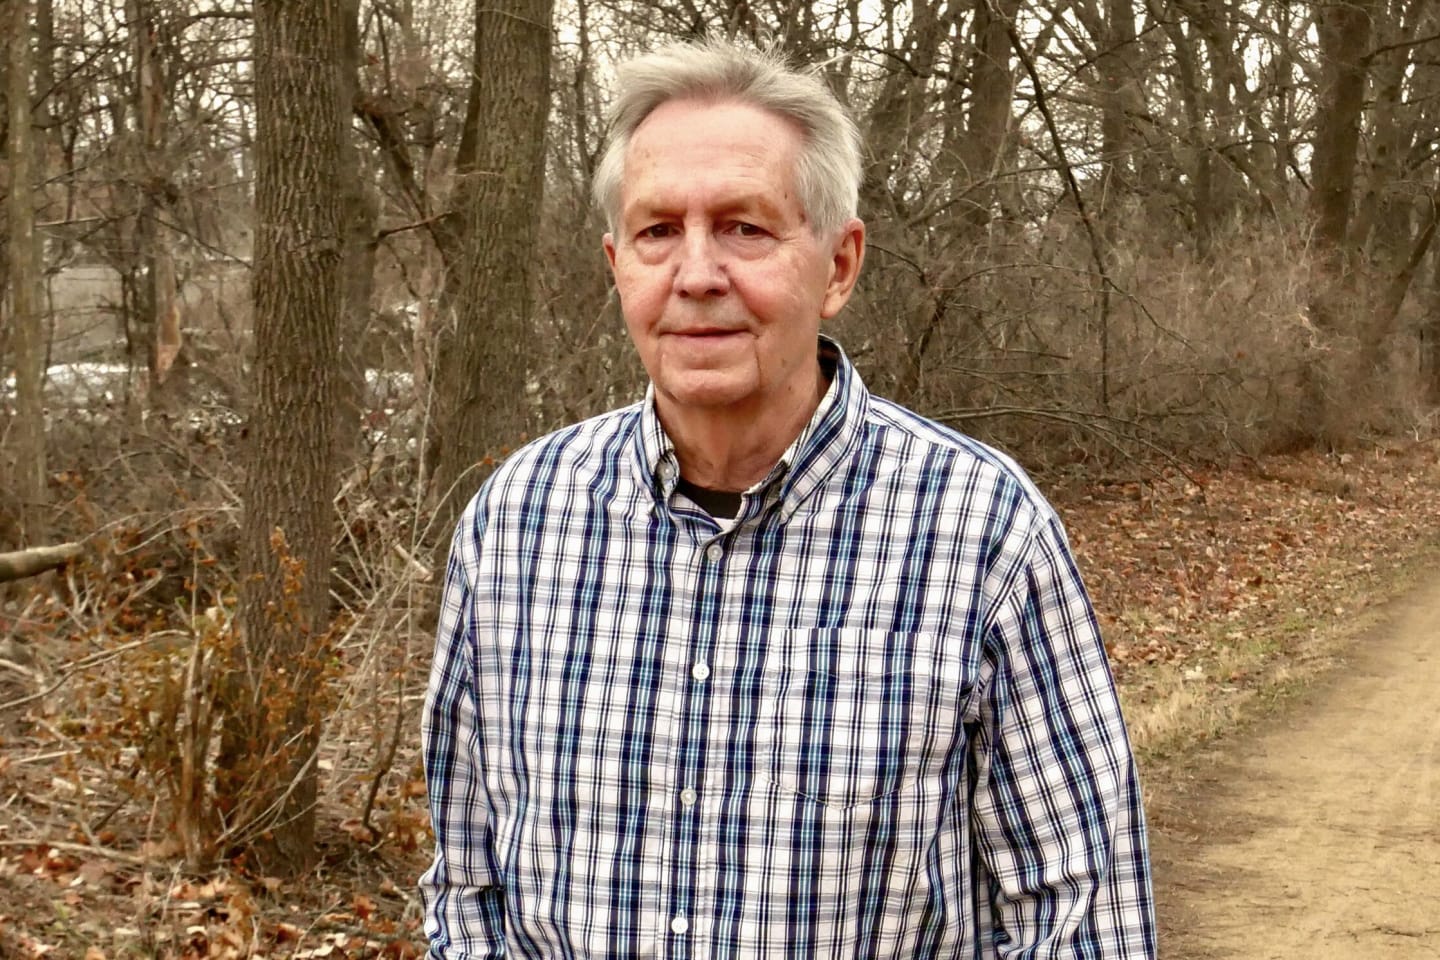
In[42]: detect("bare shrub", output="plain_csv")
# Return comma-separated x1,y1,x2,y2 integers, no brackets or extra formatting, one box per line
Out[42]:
828,217,1423,467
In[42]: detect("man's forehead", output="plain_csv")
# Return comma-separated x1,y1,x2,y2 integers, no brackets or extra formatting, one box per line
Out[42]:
622,101,800,183
621,183,790,218
617,165,801,231
628,96,804,150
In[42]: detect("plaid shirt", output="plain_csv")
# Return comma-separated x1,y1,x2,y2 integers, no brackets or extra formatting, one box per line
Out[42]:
421,339,1156,959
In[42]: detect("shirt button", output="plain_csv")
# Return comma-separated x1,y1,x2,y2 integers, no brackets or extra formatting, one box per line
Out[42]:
680,788,698,806
691,661,710,682
670,916,689,935
705,543,723,562
658,463,674,479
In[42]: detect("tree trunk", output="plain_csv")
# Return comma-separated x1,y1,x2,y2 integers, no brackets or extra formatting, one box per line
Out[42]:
334,0,379,470
1355,0,1423,267
1150,0,1215,253
1426,239,1440,401
127,1,187,406
6,0,46,545
219,0,343,877
1364,189,1439,374
963,0,1018,218
1098,0,1139,209
428,0,554,566
32,0,52,146
1310,0,1375,261
1302,0,1375,445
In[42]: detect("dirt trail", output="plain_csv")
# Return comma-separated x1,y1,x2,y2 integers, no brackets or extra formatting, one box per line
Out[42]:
1152,578,1440,959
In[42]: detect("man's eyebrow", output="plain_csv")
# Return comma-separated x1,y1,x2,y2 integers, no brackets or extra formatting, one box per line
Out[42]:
721,194,787,219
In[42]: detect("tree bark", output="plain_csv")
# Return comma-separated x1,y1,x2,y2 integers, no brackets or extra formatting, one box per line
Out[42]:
6,0,46,545
334,0,379,470
219,0,344,877
1310,0,1375,261
428,0,553,566
1301,0,1375,446
963,0,1018,217
1354,0,1424,266
0,542,81,582
1426,232,1440,402
1098,0,1139,208
1364,189,1439,374
125,0,186,406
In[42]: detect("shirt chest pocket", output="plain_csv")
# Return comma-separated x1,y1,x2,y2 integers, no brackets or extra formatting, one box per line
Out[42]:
754,629,959,810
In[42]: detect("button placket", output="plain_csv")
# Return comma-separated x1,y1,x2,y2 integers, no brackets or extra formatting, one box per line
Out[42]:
668,518,729,959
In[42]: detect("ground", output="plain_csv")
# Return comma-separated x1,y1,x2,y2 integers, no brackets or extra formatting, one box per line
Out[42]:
1151,574,1440,958
2,442,1439,957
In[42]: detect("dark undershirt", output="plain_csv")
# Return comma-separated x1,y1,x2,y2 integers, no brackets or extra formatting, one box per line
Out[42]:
676,477,743,520
671,348,837,522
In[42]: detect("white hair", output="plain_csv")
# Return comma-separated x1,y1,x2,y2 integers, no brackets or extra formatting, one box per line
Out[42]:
592,39,863,238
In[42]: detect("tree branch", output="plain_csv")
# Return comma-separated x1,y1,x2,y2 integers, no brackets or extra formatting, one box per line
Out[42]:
0,543,84,584
1003,9,1119,407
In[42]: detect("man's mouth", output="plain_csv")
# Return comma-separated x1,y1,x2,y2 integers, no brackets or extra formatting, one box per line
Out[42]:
671,327,744,337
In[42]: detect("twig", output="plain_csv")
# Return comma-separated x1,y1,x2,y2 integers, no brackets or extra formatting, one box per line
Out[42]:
6,750,80,766
0,631,192,713
1004,11,1116,408
0,838,149,866
376,213,448,242
89,786,135,836
359,670,407,836
935,404,1204,490
390,543,434,582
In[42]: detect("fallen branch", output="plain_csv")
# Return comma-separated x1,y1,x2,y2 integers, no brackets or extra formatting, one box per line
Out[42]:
0,838,148,866
0,543,83,583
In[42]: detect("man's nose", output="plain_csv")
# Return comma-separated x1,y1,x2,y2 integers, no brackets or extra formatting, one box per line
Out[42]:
672,231,729,298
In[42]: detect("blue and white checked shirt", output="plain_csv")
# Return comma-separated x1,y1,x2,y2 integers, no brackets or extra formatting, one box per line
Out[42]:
421,339,1156,959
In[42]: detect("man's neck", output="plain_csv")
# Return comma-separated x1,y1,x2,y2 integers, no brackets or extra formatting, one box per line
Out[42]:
658,365,828,492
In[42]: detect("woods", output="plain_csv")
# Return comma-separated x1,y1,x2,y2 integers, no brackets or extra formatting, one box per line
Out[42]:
3,0,1440,953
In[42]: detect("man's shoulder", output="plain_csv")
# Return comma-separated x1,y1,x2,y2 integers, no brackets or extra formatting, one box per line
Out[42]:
863,395,1051,514
469,403,644,510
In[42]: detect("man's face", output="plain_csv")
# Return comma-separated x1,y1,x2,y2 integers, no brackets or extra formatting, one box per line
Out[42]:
604,98,864,427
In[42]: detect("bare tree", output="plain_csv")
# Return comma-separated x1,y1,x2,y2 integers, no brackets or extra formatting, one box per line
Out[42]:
1311,0,1376,262
6,0,46,545
1301,0,1376,441
217,0,344,876
428,0,555,559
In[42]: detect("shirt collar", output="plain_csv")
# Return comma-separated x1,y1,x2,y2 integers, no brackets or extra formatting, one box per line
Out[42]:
629,336,869,520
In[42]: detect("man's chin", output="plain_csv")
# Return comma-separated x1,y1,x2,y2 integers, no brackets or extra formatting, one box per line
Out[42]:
654,372,757,413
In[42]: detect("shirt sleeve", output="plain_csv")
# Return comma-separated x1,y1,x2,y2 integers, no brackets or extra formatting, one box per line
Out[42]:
419,504,507,959
970,510,1157,958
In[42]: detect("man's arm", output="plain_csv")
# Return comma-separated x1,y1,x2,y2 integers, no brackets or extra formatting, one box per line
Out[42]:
970,511,1157,958
420,516,507,958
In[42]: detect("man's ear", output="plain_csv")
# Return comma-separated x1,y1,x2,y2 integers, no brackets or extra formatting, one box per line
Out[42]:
820,218,866,319
603,233,617,271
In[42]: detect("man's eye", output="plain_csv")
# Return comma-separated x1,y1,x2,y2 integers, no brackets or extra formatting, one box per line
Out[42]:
733,222,765,237
639,224,673,240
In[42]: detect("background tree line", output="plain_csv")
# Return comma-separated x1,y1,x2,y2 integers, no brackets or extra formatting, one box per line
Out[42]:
1,0,1437,876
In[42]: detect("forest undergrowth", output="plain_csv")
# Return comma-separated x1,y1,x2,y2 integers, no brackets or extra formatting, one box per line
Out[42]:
2,439,1439,959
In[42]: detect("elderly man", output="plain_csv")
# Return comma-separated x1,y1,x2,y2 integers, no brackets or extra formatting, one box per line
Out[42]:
421,39,1156,959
